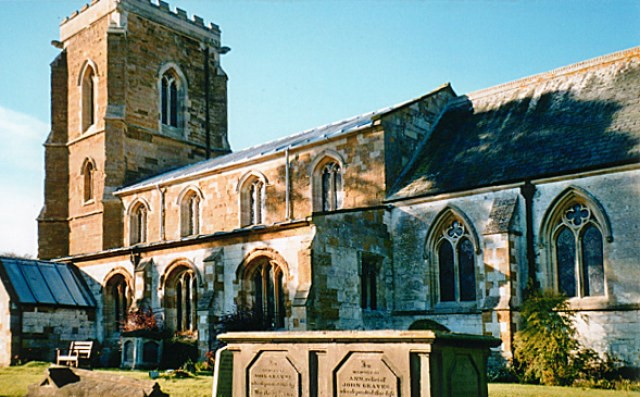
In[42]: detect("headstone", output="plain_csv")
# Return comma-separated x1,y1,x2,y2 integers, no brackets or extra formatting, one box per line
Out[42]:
336,353,398,397
248,351,299,397
213,348,234,397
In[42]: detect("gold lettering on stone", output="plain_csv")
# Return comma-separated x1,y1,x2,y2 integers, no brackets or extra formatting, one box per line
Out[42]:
336,353,398,397
249,351,299,397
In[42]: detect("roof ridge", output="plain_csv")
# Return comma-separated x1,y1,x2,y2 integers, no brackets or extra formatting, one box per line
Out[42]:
465,46,640,101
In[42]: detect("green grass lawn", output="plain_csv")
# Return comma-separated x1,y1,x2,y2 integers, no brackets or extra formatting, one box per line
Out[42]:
1,362,640,397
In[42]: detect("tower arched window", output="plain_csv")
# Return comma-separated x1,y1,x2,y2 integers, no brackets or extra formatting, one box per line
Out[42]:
426,211,479,304
180,190,201,237
82,160,95,203
158,65,186,133
552,203,605,297
80,63,97,132
129,202,148,245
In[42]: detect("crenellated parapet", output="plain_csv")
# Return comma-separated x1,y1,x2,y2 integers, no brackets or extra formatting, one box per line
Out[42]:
60,0,222,47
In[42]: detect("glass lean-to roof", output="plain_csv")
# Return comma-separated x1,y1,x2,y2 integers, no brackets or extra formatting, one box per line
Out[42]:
0,257,95,307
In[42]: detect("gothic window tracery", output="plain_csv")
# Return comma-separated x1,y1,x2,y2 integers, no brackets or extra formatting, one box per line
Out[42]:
434,218,477,303
553,202,605,297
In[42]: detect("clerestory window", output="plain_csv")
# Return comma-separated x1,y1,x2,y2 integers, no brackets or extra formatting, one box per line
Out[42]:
180,190,201,237
321,162,342,212
129,202,148,245
239,173,267,227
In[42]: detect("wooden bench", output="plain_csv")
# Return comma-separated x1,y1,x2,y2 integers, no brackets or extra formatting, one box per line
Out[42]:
56,341,94,368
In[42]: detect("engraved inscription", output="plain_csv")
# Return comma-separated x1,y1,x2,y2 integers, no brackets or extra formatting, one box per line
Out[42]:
336,353,398,397
249,351,299,397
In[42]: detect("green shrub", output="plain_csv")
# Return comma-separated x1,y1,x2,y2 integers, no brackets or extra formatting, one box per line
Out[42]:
514,291,584,385
513,290,617,387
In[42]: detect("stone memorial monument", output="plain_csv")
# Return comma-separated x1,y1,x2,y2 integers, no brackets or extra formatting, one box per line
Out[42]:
212,330,500,397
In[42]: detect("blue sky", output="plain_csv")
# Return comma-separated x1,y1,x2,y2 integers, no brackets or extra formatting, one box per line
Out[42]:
0,0,638,257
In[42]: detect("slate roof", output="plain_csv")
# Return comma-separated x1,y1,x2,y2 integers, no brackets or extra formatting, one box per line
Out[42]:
0,257,95,307
390,47,640,200
116,84,453,194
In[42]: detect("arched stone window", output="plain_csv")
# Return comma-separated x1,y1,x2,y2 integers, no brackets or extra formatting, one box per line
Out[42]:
179,187,203,237
163,264,198,334
103,271,131,338
129,200,149,245
249,258,285,329
79,61,98,133
426,208,480,304
158,64,187,134
81,158,95,203
542,189,610,298
238,249,289,330
311,152,345,212
238,172,267,227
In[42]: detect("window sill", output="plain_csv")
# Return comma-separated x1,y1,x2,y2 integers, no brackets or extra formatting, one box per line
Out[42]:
433,301,479,314
565,295,612,311
83,199,95,206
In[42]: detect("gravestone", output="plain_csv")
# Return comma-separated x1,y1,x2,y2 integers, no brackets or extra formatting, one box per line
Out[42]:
212,330,500,397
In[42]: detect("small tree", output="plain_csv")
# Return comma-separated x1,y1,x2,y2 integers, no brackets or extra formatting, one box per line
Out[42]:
514,290,580,385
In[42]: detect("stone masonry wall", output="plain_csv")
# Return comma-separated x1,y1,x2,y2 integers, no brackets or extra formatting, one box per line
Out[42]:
308,208,391,330
118,127,387,245
19,306,96,363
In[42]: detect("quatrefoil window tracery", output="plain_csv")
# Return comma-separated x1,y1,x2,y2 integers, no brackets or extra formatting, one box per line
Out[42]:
562,204,591,228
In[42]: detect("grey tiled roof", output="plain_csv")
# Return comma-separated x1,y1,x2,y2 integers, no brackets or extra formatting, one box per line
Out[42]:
0,257,96,307
390,47,640,200
116,84,452,193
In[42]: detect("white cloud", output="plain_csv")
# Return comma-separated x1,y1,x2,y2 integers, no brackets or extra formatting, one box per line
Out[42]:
0,106,48,257
0,106,48,172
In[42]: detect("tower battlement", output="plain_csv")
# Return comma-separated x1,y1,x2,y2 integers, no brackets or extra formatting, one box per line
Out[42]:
60,0,221,46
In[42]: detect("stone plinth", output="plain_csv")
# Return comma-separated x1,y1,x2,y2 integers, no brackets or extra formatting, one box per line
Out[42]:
212,330,500,397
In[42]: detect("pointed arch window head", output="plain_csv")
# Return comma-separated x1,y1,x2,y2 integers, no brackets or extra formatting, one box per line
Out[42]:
180,191,201,237
80,64,97,133
553,202,605,298
129,202,148,245
433,218,477,303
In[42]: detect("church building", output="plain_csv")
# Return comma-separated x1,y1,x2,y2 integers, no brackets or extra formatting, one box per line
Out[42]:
34,0,639,370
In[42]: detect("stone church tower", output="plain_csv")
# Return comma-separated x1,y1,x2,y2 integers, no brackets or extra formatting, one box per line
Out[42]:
38,0,230,259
